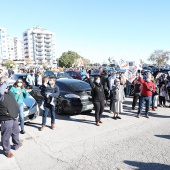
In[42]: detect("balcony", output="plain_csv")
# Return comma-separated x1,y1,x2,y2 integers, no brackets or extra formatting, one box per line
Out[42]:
36,52,43,56
36,56,44,60
36,43,43,47
36,48,43,52
36,35,42,39
45,52,51,56
45,49,51,52
45,56,52,60
44,35,52,39
45,44,51,48
44,39,52,43
36,39,42,43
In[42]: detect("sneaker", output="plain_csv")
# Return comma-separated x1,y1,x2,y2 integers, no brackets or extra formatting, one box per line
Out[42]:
109,110,113,114
20,130,25,134
145,115,149,118
40,125,46,131
51,124,55,130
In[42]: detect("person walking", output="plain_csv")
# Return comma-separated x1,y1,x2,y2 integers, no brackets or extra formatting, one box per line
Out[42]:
40,76,60,131
10,78,29,134
110,78,125,119
137,72,156,118
0,77,22,158
86,73,106,126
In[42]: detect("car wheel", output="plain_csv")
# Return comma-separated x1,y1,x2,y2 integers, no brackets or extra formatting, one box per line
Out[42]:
56,99,63,115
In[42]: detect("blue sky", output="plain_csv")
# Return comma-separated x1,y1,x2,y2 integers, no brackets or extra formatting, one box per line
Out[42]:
1,0,170,64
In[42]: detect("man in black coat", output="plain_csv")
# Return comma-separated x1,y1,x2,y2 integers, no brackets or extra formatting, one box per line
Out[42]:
0,77,22,158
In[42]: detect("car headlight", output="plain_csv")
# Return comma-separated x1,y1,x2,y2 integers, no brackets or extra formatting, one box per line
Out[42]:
31,102,37,108
64,94,80,98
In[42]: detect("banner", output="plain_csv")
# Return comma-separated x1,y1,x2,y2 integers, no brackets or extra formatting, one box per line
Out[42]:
118,59,129,69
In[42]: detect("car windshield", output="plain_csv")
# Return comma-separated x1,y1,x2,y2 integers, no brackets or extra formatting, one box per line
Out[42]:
12,74,27,80
57,72,70,77
67,81,91,91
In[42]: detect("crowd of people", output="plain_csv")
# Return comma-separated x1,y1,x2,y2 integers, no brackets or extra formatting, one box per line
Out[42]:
0,65,170,158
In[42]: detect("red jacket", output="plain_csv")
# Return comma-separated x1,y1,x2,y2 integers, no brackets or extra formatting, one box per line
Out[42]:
139,77,156,97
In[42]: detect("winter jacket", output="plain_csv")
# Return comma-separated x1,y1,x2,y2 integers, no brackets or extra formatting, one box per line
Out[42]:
139,77,156,97
88,78,106,102
0,90,19,121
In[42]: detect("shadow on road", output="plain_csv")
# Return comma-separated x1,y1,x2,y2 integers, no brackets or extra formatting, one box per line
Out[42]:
155,135,170,140
124,160,170,170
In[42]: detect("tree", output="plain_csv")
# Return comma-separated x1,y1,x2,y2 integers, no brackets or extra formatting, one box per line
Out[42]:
58,51,80,67
148,50,170,66
4,60,16,68
58,51,92,67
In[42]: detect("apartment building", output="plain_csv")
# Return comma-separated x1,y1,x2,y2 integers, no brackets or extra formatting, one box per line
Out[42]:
0,27,24,63
23,26,57,64
0,27,8,63
14,37,24,60
6,35,15,60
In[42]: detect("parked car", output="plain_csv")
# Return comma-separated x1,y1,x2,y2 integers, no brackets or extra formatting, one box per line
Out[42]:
31,79,93,115
66,71,82,80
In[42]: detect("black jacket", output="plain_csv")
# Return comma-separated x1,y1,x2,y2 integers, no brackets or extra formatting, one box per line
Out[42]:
0,91,19,121
88,78,106,102
40,84,60,106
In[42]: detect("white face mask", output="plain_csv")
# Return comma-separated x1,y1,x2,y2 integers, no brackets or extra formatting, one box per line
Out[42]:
112,75,116,79
95,79,100,84
49,80,53,85
17,83,22,87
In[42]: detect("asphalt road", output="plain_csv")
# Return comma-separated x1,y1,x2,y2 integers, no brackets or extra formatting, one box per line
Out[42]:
0,97,170,170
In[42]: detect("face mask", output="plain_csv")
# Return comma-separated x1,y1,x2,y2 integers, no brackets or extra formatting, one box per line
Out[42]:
95,79,100,84
17,83,22,87
116,82,120,86
49,80,53,85
146,78,150,82
112,76,116,79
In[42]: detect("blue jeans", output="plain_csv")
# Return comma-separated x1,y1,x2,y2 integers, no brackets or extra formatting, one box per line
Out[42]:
138,95,151,116
42,105,56,125
18,103,24,130
126,84,131,96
